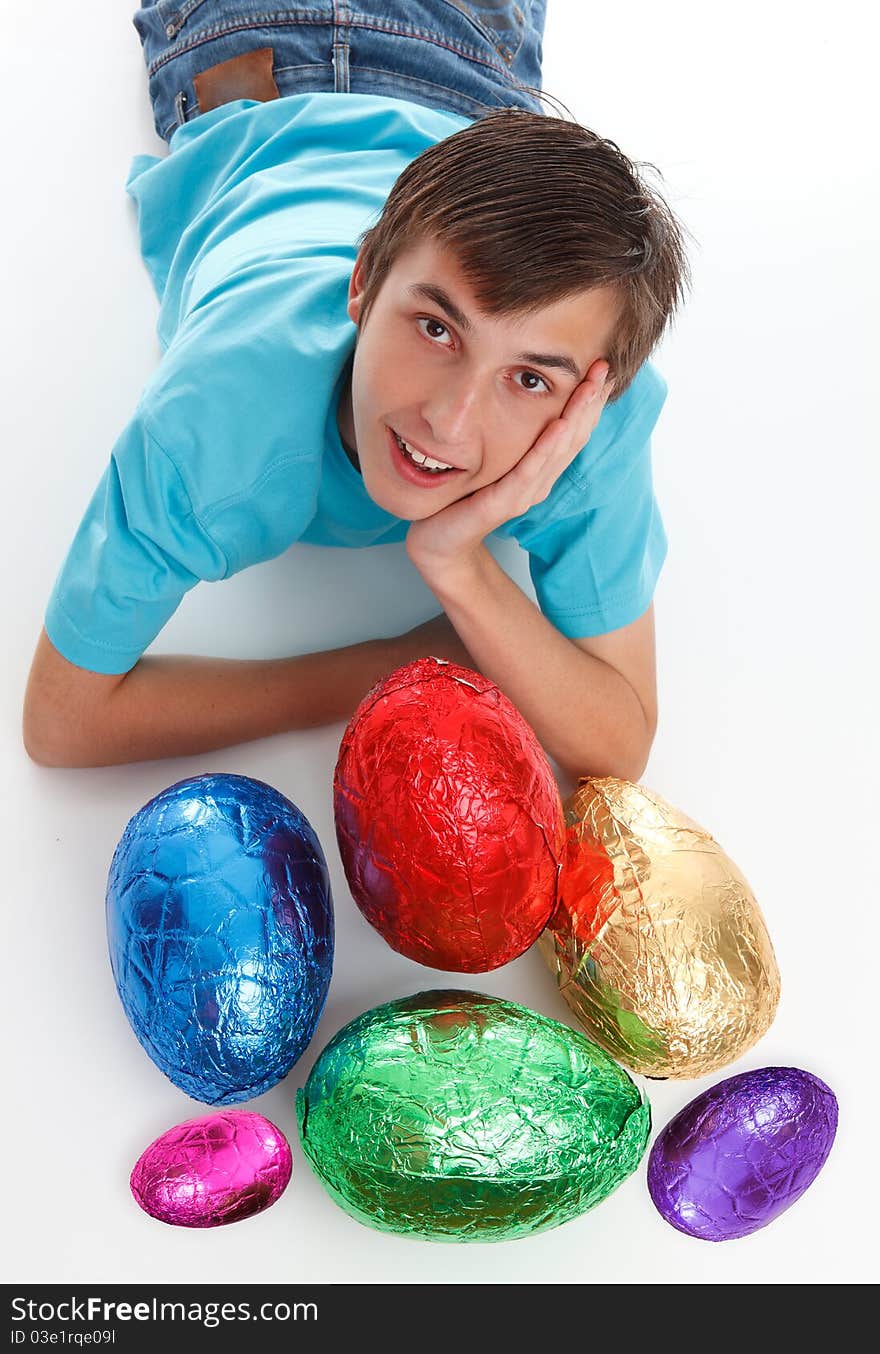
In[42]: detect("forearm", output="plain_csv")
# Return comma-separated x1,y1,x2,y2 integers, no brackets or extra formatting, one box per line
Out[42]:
36,638,401,769
419,545,652,783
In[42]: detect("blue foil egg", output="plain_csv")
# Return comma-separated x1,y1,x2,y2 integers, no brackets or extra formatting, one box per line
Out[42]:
106,773,334,1104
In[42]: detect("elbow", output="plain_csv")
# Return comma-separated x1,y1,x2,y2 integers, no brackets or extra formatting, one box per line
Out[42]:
22,710,73,768
22,628,124,769
620,717,656,783
23,724,97,769
22,685,91,769
23,732,53,767
610,702,658,784
22,704,104,768
557,716,656,786
620,744,652,785
558,752,648,786
23,732,48,766
22,694,51,765
22,655,68,767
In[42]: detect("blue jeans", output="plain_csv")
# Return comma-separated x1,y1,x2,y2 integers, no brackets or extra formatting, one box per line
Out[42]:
133,1,549,143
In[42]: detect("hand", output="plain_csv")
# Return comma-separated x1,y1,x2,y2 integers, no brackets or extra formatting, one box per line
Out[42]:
406,360,615,580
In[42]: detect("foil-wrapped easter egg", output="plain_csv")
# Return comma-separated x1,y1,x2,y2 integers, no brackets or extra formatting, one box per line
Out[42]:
296,989,650,1242
334,658,565,972
648,1067,838,1241
539,778,781,1078
106,773,334,1104
131,1110,292,1227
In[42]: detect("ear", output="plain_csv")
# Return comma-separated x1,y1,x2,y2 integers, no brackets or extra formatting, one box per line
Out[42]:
347,250,367,325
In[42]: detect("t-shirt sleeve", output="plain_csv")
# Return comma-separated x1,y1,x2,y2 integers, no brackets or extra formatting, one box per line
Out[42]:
505,366,669,639
44,413,229,675
43,263,328,676
525,452,668,637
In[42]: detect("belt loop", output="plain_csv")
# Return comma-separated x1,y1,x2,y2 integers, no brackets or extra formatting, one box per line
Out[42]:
332,42,350,92
332,1,351,92
173,88,188,128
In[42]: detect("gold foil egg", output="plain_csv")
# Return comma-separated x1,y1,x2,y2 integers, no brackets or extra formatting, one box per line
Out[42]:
538,778,781,1079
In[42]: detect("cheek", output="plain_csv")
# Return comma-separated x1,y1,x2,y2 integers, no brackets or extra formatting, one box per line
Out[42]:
479,420,540,482
351,354,385,426
356,332,410,407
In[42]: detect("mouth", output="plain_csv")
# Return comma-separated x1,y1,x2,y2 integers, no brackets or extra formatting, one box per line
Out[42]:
387,427,467,486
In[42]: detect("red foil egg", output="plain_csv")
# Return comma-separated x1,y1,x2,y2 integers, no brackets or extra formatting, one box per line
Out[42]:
334,658,565,972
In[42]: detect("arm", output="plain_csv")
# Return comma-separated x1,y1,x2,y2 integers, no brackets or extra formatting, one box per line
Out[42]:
22,621,477,769
404,362,661,783
413,551,656,783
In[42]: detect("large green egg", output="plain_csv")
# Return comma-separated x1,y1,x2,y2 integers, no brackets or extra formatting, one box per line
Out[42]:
296,989,650,1242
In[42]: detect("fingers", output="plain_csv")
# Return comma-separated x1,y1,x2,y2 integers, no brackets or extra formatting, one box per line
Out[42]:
506,366,611,508
544,367,611,454
463,363,614,525
555,365,614,448
573,361,614,412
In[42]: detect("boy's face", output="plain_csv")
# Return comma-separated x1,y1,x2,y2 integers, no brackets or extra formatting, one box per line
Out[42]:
338,237,622,521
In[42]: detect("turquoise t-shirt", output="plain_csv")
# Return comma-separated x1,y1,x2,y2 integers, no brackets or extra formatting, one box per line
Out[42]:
44,92,668,676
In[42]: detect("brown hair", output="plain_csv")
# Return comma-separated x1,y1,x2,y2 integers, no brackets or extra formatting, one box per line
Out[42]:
354,106,695,402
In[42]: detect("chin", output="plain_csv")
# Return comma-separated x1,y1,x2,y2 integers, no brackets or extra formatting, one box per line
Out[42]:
369,486,434,522
359,465,395,514
359,460,438,520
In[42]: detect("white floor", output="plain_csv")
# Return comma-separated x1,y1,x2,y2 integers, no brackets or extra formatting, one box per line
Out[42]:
3,0,876,1285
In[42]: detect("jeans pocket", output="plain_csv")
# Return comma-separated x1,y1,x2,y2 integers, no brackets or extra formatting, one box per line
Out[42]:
156,0,213,42
440,1,526,64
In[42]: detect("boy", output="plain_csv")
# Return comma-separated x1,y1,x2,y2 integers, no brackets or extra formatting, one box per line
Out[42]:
22,0,691,780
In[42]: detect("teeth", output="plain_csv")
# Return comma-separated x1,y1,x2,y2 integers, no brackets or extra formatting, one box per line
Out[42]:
394,432,454,473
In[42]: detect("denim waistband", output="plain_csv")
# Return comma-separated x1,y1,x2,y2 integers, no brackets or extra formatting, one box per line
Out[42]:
133,1,549,142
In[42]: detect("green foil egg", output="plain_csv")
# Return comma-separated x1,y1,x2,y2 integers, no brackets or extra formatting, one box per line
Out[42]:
296,989,650,1242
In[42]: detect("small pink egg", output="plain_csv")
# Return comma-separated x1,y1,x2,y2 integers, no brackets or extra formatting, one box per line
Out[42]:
130,1110,292,1227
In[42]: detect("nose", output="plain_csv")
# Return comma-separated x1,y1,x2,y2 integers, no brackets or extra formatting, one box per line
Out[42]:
418,370,480,448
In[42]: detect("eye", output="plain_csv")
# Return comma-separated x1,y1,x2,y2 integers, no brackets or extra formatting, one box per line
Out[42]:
514,370,551,394
416,316,454,347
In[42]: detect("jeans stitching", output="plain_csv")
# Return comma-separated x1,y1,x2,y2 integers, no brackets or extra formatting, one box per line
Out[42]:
159,73,496,137
161,73,497,130
146,13,512,83
352,18,513,79
332,0,350,92
261,61,333,72
350,65,497,113
156,0,219,35
440,1,526,63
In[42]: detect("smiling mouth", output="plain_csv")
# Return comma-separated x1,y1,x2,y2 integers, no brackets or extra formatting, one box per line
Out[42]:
391,429,460,475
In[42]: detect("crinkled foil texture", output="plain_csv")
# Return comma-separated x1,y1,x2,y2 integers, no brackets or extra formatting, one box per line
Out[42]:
106,773,334,1104
130,1110,292,1228
648,1067,838,1241
539,778,781,1078
296,989,650,1242
334,658,565,972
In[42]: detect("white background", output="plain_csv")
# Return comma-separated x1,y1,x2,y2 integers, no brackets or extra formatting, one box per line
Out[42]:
2,0,877,1285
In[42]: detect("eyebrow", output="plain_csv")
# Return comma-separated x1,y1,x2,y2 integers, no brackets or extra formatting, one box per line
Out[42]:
406,282,584,380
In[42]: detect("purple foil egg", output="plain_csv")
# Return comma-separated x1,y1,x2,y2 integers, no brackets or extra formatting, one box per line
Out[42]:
131,1110,292,1228
647,1066,837,1242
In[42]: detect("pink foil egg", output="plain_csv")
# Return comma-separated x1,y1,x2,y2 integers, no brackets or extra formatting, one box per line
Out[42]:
130,1110,292,1227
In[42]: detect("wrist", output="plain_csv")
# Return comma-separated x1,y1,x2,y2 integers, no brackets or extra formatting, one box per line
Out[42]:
409,540,490,605
384,616,479,673
364,633,407,682
373,632,407,678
